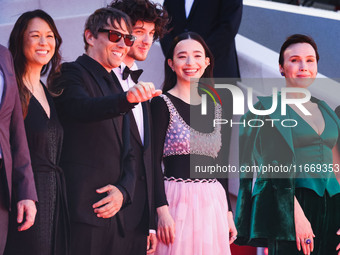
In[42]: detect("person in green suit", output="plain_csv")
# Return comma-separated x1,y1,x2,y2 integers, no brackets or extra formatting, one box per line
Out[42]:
235,34,340,255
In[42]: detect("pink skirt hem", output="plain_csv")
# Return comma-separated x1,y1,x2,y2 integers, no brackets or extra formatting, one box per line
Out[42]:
155,180,231,255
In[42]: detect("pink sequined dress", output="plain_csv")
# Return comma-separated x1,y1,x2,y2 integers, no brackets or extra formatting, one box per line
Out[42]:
151,93,232,255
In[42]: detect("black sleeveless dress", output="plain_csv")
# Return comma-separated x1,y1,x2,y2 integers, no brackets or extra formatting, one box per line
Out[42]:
5,84,69,255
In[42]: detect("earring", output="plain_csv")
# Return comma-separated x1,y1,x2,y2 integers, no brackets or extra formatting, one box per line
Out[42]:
281,72,285,76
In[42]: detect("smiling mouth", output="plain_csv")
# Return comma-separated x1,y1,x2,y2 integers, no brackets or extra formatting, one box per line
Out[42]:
112,51,123,57
183,69,199,75
36,50,49,55
138,47,149,51
296,75,311,78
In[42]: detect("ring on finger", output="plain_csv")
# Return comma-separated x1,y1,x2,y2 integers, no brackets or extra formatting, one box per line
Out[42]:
305,238,312,244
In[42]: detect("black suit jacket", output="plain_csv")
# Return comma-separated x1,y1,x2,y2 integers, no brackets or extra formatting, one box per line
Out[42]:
111,73,156,233
53,54,136,229
161,0,243,78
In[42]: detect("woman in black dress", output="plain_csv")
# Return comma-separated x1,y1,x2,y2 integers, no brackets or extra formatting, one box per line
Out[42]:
5,10,69,255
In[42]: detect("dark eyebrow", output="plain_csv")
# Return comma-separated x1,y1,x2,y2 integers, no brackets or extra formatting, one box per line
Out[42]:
134,26,155,32
177,50,203,55
289,55,315,58
28,30,53,34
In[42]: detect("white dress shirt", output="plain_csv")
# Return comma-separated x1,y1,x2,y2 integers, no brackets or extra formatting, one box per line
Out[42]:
113,63,144,144
185,0,195,18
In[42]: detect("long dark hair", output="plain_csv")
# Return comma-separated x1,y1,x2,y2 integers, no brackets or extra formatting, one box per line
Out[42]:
162,32,214,92
8,9,62,117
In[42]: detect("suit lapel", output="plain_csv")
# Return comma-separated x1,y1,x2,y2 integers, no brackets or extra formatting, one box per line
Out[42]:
77,55,124,146
111,68,143,146
110,69,124,93
77,56,113,96
176,0,187,21
259,96,340,154
142,102,150,150
129,111,143,146
318,100,340,135
258,96,295,154
0,51,15,113
187,0,199,21
0,64,7,112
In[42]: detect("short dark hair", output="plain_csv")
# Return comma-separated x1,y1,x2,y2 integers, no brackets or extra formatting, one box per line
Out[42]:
8,9,62,117
109,0,169,41
279,34,319,66
83,7,132,51
162,32,214,92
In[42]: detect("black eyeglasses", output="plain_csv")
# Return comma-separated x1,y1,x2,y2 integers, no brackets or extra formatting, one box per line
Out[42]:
98,28,136,46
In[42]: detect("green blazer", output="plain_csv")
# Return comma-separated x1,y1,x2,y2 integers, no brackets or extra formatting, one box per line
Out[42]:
234,96,340,247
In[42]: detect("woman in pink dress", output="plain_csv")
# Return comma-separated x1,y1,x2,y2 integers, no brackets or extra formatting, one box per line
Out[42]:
152,32,237,255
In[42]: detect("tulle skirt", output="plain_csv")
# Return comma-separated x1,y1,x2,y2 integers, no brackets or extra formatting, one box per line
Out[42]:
155,179,231,255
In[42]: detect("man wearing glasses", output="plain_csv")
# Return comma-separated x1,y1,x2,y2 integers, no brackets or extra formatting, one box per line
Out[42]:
52,7,161,255
108,1,168,254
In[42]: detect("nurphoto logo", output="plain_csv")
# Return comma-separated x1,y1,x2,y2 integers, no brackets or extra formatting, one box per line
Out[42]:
200,83,311,116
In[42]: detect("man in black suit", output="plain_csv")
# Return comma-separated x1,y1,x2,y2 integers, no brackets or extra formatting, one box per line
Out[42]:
0,44,37,255
52,8,161,255
160,0,243,79
109,1,168,254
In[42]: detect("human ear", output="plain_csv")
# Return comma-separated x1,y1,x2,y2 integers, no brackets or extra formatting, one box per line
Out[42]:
168,59,174,72
84,29,95,47
279,65,285,76
205,57,210,66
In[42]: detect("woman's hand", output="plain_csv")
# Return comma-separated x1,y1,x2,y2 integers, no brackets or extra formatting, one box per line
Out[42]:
156,205,175,245
294,196,315,255
227,211,237,244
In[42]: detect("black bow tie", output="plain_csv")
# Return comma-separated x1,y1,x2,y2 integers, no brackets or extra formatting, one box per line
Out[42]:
122,66,143,84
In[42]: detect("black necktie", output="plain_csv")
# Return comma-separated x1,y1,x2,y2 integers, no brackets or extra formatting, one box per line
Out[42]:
122,66,143,84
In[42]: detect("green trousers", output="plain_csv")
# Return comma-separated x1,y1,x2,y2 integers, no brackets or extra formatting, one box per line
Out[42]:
268,188,340,255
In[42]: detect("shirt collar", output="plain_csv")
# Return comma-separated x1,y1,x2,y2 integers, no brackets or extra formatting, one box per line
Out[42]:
120,62,138,73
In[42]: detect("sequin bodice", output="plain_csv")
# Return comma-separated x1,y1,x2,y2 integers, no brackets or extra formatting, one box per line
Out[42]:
160,94,222,159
